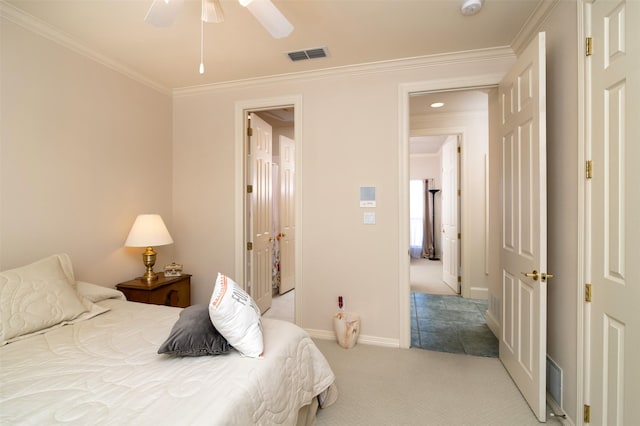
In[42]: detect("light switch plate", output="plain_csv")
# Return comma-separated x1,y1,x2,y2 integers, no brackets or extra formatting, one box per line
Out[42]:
363,212,376,224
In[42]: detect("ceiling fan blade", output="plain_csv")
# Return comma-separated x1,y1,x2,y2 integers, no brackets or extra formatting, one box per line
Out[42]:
202,0,225,23
240,0,294,39
144,0,184,27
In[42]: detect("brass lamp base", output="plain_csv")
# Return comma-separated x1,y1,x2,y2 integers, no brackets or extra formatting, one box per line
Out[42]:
140,246,159,284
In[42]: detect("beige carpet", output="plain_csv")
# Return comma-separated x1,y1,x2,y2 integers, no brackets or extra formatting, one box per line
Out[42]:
262,289,295,322
410,258,456,295
314,339,564,426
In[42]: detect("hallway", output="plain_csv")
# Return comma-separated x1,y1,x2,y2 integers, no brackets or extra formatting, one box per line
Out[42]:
410,258,498,357
410,292,498,357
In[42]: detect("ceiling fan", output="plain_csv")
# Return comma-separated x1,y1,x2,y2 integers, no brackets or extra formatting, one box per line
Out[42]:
144,0,294,39
145,0,293,74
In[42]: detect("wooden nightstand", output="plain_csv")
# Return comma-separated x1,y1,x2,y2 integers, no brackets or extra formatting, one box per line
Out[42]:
116,273,191,308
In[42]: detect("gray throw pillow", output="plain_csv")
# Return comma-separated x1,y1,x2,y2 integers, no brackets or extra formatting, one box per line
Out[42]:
158,304,231,356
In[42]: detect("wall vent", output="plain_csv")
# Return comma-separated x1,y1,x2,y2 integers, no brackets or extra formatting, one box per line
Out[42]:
287,47,328,62
546,355,563,406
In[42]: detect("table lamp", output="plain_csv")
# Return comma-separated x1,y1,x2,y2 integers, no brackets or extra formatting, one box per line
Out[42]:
125,214,174,283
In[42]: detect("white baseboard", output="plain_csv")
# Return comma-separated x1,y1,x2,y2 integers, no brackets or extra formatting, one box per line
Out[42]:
305,328,400,348
469,287,489,300
486,310,500,338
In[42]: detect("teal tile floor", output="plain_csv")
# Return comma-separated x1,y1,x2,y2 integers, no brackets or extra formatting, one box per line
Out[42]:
410,292,498,357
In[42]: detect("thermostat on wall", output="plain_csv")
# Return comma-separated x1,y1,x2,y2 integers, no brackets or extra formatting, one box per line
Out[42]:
360,186,376,207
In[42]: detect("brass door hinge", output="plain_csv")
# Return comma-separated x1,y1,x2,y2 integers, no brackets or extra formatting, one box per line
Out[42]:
247,184,253,193
457,189,461,196
586,160,593,179
585,284,592,302
457,147,461,153
458,232,461,239
247,242,253,251
584,404,591,423
247,127,253,137
457,276,461,283
586,37,593,56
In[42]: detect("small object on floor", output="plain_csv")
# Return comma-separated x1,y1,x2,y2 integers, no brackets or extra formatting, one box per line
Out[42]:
333,312,360,349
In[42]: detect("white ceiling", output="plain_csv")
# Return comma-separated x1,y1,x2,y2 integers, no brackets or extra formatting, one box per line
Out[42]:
4,0,543,90
410,89,489,154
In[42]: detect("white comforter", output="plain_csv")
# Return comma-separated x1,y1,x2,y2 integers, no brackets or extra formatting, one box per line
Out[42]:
0,298,336,425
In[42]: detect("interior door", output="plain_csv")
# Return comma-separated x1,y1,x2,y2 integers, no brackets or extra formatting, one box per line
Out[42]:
498,32,548,422
248,113,273,314
441,136,460,293
586,0,640,423
278,135,296,295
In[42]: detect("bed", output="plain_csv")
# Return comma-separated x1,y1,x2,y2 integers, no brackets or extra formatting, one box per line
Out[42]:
0,255,337,425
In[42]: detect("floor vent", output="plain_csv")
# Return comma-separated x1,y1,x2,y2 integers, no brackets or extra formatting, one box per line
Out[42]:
287,47,328,62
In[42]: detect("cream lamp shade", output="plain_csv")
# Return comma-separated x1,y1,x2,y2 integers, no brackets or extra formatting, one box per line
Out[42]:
125,214,174,283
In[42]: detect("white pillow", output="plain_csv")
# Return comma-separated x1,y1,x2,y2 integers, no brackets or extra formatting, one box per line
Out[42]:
0,254,88,345
208,273,263,358
76,281,126,303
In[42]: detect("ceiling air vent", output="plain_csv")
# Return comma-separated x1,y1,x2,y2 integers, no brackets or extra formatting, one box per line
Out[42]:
287,47,328,62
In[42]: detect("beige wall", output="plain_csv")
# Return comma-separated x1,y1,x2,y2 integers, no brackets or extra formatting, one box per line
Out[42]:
410,153,440,184
1,18,174,285
173,54,512,344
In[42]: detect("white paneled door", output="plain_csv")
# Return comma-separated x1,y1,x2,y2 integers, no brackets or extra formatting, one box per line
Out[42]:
278,135,296,295
498,32,548,422
248,113,273,314
586,0,640,423
441,136,460,293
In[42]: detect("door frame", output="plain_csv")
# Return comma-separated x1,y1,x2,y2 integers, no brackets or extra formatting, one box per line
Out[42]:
398,76,507,348
576,1,587,423
235,95,303,324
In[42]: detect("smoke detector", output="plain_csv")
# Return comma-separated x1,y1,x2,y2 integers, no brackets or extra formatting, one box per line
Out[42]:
460,0,484,15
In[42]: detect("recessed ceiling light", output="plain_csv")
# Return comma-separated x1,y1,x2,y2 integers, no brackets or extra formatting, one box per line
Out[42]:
430,102,445,108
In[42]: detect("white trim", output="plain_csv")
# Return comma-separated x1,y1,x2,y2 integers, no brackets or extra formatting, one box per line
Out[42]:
234,95,304,324
305,329,400,349
468,287,489,300
511,0,560,55
486,310,500,339
409,152,440,159
411,110,488,121
0,1,170,95
174,49,514,96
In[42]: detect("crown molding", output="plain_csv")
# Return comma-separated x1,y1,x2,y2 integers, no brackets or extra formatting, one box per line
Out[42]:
511,0,560,55
0,1,171,95
173,46,515,97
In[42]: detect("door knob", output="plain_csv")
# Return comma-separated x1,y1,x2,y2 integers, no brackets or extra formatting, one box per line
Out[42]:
541,273,554,282
521,270,539,281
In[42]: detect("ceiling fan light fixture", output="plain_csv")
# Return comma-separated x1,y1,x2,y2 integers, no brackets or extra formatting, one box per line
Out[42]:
239,0,294,39
144,0,184,27
202,0,224,23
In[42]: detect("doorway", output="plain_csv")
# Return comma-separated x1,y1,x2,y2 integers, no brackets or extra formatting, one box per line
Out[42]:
234,96,302,325
407,89,494,356
409,131,461,296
